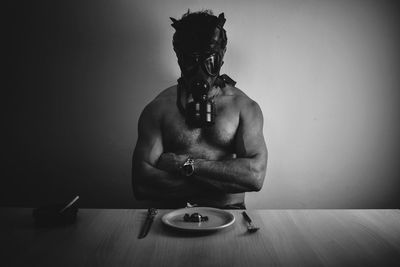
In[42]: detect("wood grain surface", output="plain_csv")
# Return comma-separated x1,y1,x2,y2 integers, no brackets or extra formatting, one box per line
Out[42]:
0,208,399,267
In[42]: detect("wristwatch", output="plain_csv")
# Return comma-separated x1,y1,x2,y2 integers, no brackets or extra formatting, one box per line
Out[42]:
182,158,195,177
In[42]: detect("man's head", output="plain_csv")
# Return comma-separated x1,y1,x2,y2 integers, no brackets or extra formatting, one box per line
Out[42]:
170,10,227,99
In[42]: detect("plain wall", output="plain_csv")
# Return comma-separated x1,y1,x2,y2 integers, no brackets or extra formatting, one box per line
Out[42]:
3,0,400,208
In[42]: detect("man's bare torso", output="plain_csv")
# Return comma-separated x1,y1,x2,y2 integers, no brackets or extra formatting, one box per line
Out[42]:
153,84,247,207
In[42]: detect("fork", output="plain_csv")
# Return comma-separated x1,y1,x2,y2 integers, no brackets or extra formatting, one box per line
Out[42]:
242,211,260,233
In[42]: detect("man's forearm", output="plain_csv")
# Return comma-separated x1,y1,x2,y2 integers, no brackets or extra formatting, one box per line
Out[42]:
133,161,217,200
191,157,266,193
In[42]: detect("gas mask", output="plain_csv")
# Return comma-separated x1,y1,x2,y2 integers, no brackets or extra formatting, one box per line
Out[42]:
179,52,222,128
171,13,228,128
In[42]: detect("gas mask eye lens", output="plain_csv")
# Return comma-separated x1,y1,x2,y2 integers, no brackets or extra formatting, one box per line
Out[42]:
203,53,219,76
180,53,220,77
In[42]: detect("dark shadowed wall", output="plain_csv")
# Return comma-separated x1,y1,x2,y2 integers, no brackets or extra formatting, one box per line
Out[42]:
3,0,400,208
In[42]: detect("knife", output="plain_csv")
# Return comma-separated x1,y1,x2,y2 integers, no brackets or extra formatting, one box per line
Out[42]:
242,211,260,233
138,208,158,239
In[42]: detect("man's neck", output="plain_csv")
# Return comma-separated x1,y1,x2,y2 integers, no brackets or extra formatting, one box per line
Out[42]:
183,86,221,102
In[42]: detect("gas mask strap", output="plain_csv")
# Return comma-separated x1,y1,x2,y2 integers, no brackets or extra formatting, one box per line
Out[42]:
214,74,237,88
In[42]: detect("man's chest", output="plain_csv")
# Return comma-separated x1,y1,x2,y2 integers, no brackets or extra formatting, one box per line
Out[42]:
161,104,239,154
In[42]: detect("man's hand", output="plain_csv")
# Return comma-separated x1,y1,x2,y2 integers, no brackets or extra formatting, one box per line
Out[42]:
156,153,188,173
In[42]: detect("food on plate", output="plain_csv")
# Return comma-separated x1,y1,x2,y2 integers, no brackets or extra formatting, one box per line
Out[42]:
183,212,209,222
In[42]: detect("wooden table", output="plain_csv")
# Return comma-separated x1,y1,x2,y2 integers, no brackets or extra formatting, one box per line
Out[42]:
1,208,399,267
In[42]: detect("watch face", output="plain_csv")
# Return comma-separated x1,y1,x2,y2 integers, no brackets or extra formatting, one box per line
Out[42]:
183,165,194,176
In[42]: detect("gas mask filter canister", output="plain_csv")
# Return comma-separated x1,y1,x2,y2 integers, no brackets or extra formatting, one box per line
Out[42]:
185,79,216,128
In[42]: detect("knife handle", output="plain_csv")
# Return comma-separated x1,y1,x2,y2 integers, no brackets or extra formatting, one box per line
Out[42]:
148,208,157,217
242,211,253,223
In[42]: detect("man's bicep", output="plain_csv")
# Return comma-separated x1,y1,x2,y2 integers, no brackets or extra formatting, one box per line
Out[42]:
235,100,267,159
134,133,163,167
133,105,164,167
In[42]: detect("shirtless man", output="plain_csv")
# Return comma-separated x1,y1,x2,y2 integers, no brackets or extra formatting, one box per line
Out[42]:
132,10,267,209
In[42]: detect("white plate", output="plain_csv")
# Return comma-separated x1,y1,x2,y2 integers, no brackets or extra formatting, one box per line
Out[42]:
162,207,235,231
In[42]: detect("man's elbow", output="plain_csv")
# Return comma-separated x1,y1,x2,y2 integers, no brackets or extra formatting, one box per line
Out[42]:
132,167,149,201
132,173,163,201
132,178,146,200
248,157,267,192
249,171,265,192
132,160,156,200
132,185,145,200
133,182,156,201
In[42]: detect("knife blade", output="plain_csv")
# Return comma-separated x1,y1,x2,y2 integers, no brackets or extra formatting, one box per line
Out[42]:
138,208,158,239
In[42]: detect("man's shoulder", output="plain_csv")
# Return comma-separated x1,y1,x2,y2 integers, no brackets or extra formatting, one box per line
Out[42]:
154,85,177,100
147,85,177,106
140,85,177,118
220,85,260,108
